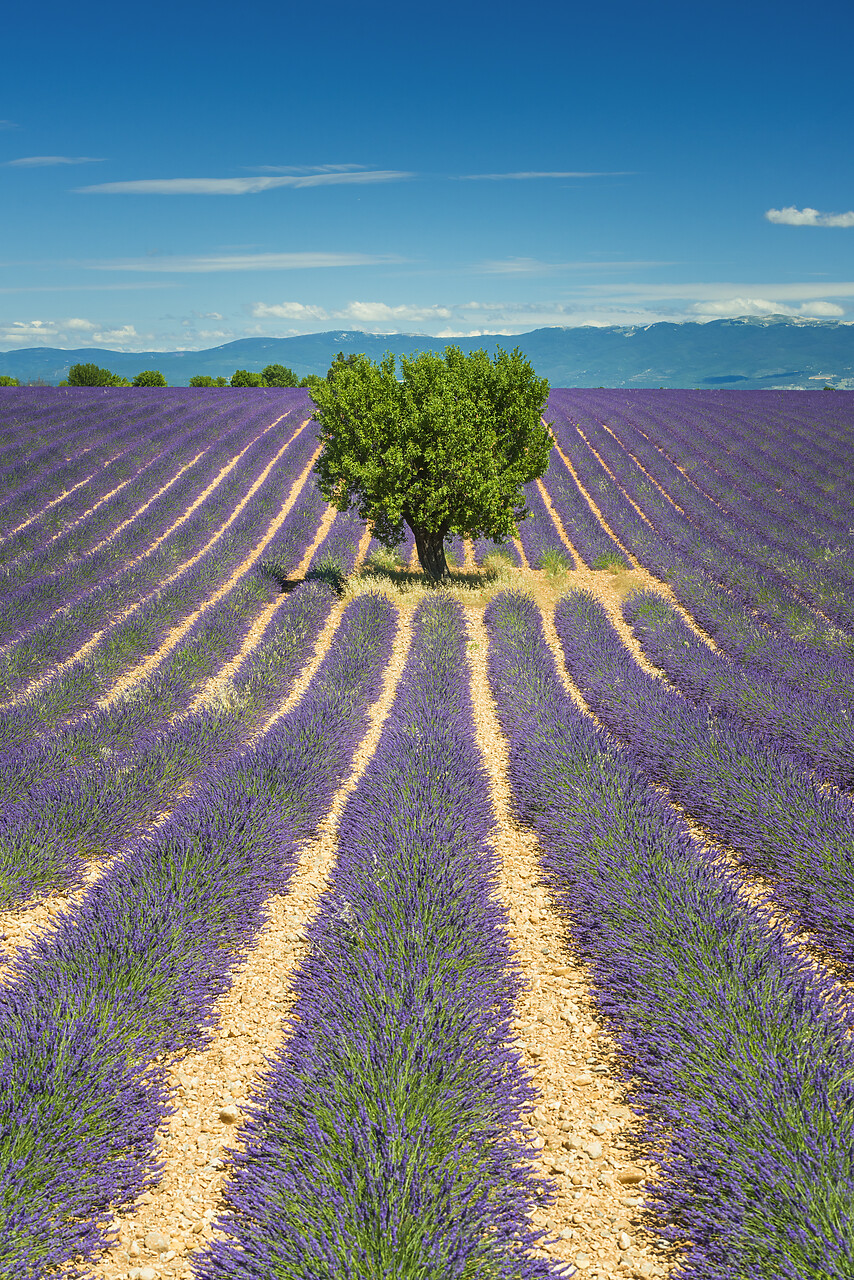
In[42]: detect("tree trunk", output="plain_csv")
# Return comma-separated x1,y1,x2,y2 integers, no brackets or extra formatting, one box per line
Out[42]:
410,524,450,584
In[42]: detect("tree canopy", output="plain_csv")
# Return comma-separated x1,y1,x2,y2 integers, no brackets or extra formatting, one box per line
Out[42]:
66,363,130,387
0,376,19,387
261,363,299,387
132,369,167,387
230,369,264,387
311,344,552,583
189,375,229,387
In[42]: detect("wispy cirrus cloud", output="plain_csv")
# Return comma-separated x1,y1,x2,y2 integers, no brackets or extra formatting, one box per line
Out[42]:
5,155,104,167
475,256,678,275
765,205,854,228
76,169,412,195
247,163,371,174
85,250,406,273
0,120,19,130
457,170,632,180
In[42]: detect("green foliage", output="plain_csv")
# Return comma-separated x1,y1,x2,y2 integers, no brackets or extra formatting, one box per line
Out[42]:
300,373,325,393
189,375,228,387
131,369,167,387
326,350,361,381
591,550,629,572
66,362,125,387
0,376,19,387
539,547,574,576
230,368,264,387
261,363,299,387
311,344,552,582
305,554,348,596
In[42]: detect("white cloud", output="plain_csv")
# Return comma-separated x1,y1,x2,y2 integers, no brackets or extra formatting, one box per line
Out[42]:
584,280,854,303
86,251,405,273
765,205,854,228
76,170,412,195
0,318,143,349
476,256,679,275
248,163,371,174
5,155,104,167
252,302,330,321
690,296,845,319
458,171,631,180
250,300,455,328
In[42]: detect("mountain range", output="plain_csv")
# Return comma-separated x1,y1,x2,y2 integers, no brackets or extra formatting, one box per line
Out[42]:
2,316,853,390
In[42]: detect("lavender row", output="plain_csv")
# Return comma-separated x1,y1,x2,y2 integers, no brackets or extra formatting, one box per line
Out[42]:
590,401,854,623
623,590,854,791
0,392,194,526
578,389,853,532
305,505,366,577
485,590,854,1279
546,395,853,665
554,589,854,974
0,398,228,573
571,388,854,521
0,408,313,712
0,393,141,506
197,594,558,1280
538,448,626,569
515,479,569,569
473,533,523,567
0,404,166,546
0,421,203,581
0,581,337,908
603,392,854,558
0,398,286,644
590,394,853,567
0,572,275,807
555,398,852,639
0,589,395,1275
0,417,320,748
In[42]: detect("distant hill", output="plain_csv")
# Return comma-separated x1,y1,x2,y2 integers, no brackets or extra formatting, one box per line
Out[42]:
2,316,853,389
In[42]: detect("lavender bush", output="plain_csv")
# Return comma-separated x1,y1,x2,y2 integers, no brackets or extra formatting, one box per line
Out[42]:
196,595,561,1279
0,590,395,1275
485,590,854,1279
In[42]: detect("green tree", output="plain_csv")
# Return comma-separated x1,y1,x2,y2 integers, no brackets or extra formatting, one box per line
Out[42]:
132,369,167,387
261,363,299,387
67,362,116,386
0,376,19,386
300,374,325,394
189,375,228,387
230,369,264,387
326,351,360,381
312,345,552,584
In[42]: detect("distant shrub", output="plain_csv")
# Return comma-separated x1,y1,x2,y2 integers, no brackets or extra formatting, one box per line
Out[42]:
67,362,129,387
189,375,228,387
261,363,299,387
132,369,167,387
230,369,264,387
300,374,325,393
0,375,19,386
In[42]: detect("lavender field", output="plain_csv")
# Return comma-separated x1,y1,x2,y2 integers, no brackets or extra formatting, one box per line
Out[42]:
1,385,854,1280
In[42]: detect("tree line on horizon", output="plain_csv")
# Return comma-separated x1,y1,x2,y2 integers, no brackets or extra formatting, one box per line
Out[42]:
0,362,332,390
0,352,372,390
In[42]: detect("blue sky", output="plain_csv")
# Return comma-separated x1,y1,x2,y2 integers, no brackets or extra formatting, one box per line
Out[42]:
2,0,853,352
